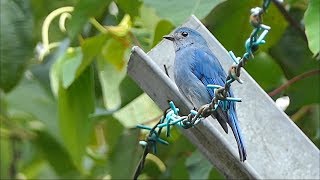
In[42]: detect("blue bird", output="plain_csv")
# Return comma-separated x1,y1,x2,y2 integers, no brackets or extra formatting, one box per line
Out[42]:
163,27,247,162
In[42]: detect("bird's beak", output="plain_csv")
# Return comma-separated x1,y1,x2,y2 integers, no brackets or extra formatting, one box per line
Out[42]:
163,35,175,41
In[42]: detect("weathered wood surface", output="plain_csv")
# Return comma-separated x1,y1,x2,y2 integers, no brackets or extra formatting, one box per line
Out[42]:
127,15,320,179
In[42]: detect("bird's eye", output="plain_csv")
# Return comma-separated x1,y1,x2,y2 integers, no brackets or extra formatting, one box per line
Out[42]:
181,32,188,37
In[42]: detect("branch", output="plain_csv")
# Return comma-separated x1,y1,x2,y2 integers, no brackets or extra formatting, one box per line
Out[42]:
271,0,307,42
268,69,320,97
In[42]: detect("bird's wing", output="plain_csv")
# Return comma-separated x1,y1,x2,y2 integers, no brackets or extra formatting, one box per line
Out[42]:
192,49,229,133
192,49,247,161
192,49,227,99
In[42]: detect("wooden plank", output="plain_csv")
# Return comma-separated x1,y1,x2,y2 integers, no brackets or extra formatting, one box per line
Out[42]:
128,15,320,179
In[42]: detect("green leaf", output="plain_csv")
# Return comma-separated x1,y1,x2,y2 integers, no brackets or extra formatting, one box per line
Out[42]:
269,11,320,111
50,50,67,96
50,35,110,92
113,93,162,128
0,0,33,92
20,154,45,179
0,138,11,179
285,72,319,111
205,0,288,55
152,20,174,47
67,0,111,40
101,38,127,69
61,48,83,88
208,167,225,179
6,77,59,141
136,5,162,50
103,117,124,152
139,5,161,30
295,104,320,148
142,157,163,177
0,90,8,116
170,158,189,179
58,66,95,169
50,47,83,92
23,160,59,179
144,0,225,26
109,129,141,179
116,0,142,20
97,56,126,110
286,0,308,7
119,75,143,108
186,150,213,180
34,131,79,177
245,52,286,91
304,0,320,56
163,129,195,179
142,128,196,178
80,34,110,76
85,117,124,178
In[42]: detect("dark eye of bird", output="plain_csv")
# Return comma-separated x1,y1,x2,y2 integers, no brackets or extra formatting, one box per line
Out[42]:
181,32,188,37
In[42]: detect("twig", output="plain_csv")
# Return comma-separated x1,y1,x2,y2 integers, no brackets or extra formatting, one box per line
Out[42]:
268,69,320,97
133,144,149,180
271,0,307,42
129,31,143,50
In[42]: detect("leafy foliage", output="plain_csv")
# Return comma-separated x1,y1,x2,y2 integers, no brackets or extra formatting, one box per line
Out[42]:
303,0,320,56
0,0,319,179
144,0,225,26
0,0,33,92
67,0,111,40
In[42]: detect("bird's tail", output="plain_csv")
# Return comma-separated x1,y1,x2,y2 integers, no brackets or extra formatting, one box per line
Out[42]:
228,103,247,162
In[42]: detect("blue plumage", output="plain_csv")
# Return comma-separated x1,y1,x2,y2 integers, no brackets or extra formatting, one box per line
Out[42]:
164,27,247,162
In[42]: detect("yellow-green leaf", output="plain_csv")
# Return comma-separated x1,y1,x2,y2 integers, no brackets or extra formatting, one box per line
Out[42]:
152,20,174,47
50,34,109,93
67,0,111,40
102,39,127,69
113,93,162,128
58,66,95,169
106,14,132,37
144,0,225,25
97,55,126,110
304,0,320,56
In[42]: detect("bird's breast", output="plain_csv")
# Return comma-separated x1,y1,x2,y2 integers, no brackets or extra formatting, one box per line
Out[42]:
173,49,211,108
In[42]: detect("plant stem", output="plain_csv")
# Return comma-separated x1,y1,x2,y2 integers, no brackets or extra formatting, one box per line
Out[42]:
129,31,143,50
291,105,313,122
268,69,320,97
89,18,108,34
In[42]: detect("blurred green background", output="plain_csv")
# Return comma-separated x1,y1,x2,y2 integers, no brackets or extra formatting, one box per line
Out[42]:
0,0,319,179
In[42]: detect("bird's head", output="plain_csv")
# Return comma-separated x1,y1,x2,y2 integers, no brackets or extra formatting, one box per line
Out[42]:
163,27,207,52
